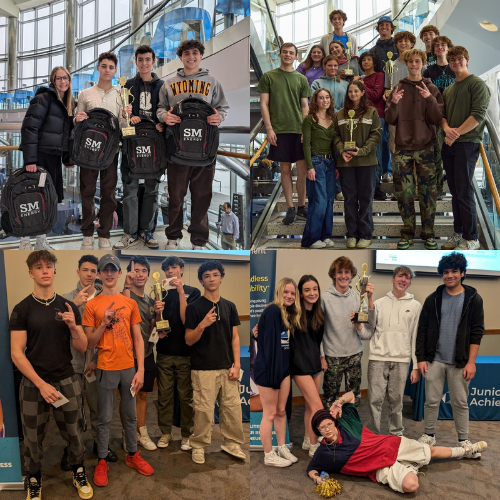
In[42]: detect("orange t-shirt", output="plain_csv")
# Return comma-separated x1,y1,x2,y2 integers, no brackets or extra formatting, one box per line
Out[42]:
82,293,142,371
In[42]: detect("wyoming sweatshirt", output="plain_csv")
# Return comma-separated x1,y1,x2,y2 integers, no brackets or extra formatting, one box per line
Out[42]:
368,291,422,365
156,68,229,123
321,285,374,358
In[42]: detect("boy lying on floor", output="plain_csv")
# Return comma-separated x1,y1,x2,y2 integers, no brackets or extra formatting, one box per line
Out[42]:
307,391,487,493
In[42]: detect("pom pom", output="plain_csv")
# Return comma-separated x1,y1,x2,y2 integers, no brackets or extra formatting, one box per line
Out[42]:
314,478,343,497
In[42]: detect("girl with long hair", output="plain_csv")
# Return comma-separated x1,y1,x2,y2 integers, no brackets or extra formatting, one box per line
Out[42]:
311,55,348,114
291,275,325,458
253,278,303,467
329,40,362,79
19,66,75,250
301,89,338,248
334,80,381,248
297,45,326,87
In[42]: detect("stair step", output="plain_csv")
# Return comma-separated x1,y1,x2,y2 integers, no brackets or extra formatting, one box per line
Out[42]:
251,101,261,110
276,198,453,213
265,215,455,237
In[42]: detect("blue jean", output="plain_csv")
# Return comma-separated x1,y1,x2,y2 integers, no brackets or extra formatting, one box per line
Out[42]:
375,118,392,189
301,156,336,247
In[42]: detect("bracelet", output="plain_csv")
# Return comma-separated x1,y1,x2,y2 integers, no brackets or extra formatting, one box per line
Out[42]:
124,286,131,290
71,332,81,340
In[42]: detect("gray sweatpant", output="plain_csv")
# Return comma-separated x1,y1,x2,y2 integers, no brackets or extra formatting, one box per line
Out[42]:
367,360,410,436
96,367,137,458
424,361,470,440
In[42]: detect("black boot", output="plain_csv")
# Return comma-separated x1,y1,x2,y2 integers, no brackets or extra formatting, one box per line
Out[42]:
93,441,118,462
60,446,71,471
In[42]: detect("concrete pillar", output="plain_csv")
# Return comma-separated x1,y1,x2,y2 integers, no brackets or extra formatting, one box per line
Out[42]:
7,17,17,91
66,0,76,72
392,0,405,21
131,0,144,44
326,0,338,32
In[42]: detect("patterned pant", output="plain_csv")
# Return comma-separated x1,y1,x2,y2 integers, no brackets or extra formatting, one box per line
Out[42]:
393,149,437,239
20,375,85,474
323,352,363,410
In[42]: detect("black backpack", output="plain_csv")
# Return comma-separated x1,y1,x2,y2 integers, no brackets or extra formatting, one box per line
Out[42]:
69,108,120,170
166,97,219,167
0,166,58,237
122,121,168,179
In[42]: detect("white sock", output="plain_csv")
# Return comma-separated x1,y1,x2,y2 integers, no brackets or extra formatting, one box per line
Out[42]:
265,450,276,457
451,447,465,458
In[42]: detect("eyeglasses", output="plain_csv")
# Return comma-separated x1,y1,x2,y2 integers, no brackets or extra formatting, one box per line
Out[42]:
318,421,335,432
449,57,465,64
55,76,70,82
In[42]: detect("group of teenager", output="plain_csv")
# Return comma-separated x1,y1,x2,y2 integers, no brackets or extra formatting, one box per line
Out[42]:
18,39,228,252
10,251,246,500
258,10,491,251
252,252,488,494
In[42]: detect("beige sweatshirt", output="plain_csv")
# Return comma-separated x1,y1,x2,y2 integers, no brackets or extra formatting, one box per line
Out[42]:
75,84,127,128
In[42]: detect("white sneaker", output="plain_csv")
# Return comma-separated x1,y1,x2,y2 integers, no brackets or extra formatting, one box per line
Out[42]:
323,238,335,247
181,438,192,451
455,239,480,250
417,434,436,446
192,244,206,250
335,192,344,201
192,448,205,464
113,233,139,250
98,237,111,250
264,450,292,468
441,232,462,250
277,445,298,464
346,237,357,248
308,442,320,457
81,236,94,250
310,240,327,249
34,235,54,250
302,437,311,450
461,439,487,459
157,433,172,448
18,237,32,250
381,172,393,183
221,443,247,460
165,239,180,250
137,426,157,451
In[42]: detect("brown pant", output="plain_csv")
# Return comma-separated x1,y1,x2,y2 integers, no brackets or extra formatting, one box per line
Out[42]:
221,232,236,250
190,369,244,449
79,153,118,238
165,162,215,246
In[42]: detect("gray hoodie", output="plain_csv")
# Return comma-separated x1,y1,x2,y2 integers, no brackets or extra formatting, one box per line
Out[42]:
63,281,103,375
321,285,374,358
157,68,229,123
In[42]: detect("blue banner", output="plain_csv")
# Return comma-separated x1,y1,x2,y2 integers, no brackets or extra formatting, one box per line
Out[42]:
0,251,24,488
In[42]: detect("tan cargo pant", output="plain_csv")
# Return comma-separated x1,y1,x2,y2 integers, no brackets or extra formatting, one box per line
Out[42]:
190,369,244,449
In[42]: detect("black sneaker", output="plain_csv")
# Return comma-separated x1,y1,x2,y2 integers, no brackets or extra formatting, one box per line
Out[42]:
373,188,388,201
72,465,93,499
27,475,42,500
296,206,308,220
436,192,445,200
93,441,118,462
282,207,296,225
60,446,71,471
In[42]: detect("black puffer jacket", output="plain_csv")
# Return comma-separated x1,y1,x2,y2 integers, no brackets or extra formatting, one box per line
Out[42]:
371,37,399,73
20,85,73,166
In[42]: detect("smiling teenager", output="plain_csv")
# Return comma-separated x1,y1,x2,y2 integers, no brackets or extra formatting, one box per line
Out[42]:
297,45,326,87
320,9,358,56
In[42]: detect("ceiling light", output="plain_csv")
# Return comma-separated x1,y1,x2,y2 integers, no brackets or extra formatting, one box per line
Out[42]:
480,21,498,32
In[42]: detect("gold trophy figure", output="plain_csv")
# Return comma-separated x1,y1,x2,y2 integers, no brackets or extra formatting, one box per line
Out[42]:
353,263,370,324
116,76,136,136
343,109,358,152
344,41,354,76
383,52,398,98
150,271,171,336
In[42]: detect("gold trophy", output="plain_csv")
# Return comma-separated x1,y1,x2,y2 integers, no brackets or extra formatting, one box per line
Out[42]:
383,52,398,98
343,109,357,152
344,41,354,76
116,76,136,136
353,263,370,324
150,271,171,336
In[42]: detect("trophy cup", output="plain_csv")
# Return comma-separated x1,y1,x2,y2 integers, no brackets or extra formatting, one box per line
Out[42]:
343,109,357,152
353,263,370,324
383,52,398,98
344,41,354,77
116,76,136,136
150,271,171,336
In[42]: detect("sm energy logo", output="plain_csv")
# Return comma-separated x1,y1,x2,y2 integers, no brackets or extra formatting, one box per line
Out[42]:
183,129,202,141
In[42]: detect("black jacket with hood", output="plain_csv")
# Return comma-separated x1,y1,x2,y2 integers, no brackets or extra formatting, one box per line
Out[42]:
125,72,164,124
20,84,73,166
371,37,399,73
416,284,484,368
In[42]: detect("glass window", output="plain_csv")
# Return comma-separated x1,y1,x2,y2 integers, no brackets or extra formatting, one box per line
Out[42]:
52,14,65,45
37,17,50,49
37,6,50,18
97,41,111,56
37,57,49,77
52,53,64,68
21,11,35,22
359,29,375,50
115,0,130,24
52,2,65,14
98,0,112,31
22,59,34,79
377,0,391,13
278,3,292,16
22,23,35,51
0,27,5,54
82,1,96,38
360,1,374,21
294,10,309,43
0,62,6,80
294,0,308,11
278,14,293,44
22,78,34,87
310,5,325,39
81,46,95,67
342,0,357,29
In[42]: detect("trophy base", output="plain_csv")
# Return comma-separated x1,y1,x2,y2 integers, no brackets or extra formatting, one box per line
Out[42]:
385,89,392,98
353,312,369,324
156,319,171,334
122,126,136,137
344,69,354,75
343,141,357,152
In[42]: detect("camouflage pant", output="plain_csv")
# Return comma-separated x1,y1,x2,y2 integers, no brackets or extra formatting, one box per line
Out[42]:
323,352,363,410
393,149,437,239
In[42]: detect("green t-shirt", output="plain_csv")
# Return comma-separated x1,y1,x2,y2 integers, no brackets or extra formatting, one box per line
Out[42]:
442,74,491,144
257,68,311,134
302,114,335,170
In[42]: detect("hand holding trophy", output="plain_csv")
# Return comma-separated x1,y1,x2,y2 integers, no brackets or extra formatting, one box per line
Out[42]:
150,271,171,337
383,52,398,98
116,76,136,136
353,263,370,324
343,109,358,152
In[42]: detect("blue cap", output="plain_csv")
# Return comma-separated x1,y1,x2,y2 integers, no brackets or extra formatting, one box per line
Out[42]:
377,15,393,25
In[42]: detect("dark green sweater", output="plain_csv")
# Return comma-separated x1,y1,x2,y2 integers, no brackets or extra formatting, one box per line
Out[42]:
442,74,491,144
302,114,336,170
334,107,380,167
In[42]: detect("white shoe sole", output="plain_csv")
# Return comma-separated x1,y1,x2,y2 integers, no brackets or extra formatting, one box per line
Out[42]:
220,445,246,460
264,459,292,468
